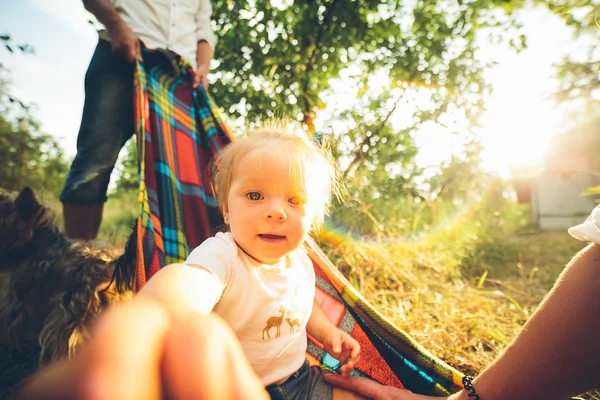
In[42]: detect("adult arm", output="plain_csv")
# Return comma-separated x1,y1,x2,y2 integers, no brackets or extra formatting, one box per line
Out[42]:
136,263,222,316
193,0,217,88
20,298,268,400
194,40,212,89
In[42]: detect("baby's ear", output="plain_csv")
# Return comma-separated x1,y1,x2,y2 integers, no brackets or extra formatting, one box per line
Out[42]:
15,187,42,221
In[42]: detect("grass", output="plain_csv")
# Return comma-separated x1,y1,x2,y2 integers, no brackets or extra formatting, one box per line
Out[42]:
97,190,138,246
327,230,586,375
317,196,598,398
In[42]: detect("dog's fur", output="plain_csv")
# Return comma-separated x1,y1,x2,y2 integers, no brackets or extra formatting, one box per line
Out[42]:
0,187,135,397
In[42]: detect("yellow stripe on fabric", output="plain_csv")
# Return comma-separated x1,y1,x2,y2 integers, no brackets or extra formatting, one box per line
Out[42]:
155,73,188,256
174,105,193,130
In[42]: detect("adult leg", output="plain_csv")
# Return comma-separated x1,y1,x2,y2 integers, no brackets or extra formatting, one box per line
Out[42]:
60,39,134,240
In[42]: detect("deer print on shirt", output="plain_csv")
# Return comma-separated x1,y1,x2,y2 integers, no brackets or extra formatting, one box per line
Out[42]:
262,304,286,340
286,317,301,334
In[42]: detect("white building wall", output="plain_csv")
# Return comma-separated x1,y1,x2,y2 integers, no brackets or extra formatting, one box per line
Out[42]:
532,168,598,230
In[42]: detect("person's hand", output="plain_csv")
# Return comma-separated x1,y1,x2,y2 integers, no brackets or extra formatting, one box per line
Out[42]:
19,299,268,400
108,18,141,63
193,63,210,90
321,327,361,376
323,374,454,400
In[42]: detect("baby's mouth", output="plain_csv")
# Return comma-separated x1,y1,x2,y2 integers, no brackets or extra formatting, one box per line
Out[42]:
258,234,286,240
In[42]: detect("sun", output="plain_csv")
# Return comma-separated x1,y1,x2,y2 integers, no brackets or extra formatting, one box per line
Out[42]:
474,5,573,178
479,106,558,177
478,76,563,178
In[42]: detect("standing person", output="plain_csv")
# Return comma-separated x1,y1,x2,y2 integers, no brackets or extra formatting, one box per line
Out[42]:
60,0,217,240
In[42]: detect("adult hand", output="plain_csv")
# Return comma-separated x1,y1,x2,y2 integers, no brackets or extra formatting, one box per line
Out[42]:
20,299,268,400
108,19,141,63
193,63,210,90
323,374,454,400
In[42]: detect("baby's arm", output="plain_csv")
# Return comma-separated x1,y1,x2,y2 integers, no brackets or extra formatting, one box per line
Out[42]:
137,263,222,316
306,300,335,343
307,300,361,375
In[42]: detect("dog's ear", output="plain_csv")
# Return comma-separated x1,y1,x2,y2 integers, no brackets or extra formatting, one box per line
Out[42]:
15,187,42,221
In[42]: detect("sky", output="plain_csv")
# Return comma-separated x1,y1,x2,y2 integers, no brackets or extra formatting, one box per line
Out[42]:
1,0,98,161
0,0,577,177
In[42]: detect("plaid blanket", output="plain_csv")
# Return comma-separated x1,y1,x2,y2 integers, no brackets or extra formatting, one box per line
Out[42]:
133,49,463,396
133,49,232,290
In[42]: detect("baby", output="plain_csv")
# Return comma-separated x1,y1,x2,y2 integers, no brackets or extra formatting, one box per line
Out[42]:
140,127,363,399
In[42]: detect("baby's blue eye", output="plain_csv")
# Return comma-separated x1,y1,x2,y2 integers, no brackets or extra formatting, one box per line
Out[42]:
246,192,263,201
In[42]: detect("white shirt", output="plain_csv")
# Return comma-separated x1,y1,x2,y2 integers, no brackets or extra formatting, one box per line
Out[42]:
569,204,600,243
185,232,315,386
103,0,217,65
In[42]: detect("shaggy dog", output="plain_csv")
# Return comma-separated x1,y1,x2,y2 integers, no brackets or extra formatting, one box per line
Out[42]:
0,187,135,398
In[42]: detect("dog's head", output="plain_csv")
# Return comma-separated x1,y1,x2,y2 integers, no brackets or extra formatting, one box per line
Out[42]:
0,187,57,259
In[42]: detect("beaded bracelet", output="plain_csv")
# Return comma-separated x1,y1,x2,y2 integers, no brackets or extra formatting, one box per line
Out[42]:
462,376,480,399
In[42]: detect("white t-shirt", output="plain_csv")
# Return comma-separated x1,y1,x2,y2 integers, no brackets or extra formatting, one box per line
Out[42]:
569,205,600,244
185,232,315,385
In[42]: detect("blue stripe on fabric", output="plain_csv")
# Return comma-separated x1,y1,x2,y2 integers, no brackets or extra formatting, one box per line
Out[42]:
153,161,217,206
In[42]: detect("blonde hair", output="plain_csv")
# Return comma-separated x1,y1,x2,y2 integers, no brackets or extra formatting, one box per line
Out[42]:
212,126,339,229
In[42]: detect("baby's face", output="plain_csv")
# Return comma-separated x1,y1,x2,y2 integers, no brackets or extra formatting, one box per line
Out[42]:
224,148,315,265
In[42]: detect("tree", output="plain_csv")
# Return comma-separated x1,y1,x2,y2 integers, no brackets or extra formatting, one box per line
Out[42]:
0,35,69,196
0,34,34,109
0,99,69,196
543,1,600,118
206,0,530,234
428,138,486,203
211,0,525,125
113,139,138,193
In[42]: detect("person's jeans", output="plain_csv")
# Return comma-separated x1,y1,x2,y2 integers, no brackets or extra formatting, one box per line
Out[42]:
266,360,333,400
60,39,134,205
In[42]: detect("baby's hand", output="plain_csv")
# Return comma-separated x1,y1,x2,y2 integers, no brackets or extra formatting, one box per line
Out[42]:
321,327,361,376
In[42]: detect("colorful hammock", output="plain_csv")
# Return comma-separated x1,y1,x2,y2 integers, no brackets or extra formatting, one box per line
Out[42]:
132,49,464,396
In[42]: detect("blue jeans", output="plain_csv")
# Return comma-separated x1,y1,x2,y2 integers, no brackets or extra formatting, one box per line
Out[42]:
266,360,333,400
60,39,134,205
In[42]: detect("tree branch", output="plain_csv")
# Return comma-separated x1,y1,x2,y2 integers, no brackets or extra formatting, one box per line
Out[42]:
342,89,409,179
